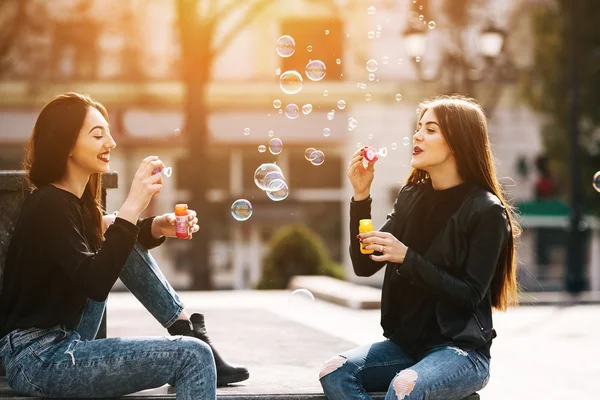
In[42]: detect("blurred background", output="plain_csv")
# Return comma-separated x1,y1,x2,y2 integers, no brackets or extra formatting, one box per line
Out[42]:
0,0,598,297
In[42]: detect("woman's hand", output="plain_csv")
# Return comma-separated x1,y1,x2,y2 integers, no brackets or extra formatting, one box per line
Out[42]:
119,156,164,224
348,147,375,200
358,231,408,263
151,209,200,240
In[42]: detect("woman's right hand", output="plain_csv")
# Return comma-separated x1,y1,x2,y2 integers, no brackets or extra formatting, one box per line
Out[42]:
348,147,375,200
119,156,164,224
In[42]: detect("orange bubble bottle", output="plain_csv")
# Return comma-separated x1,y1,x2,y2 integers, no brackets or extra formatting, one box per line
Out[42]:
175,204,189,239
359,219,374,254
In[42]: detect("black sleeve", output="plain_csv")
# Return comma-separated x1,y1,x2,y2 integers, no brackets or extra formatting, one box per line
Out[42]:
396,204,510,311
137,217,166,250
349,194,399,277
39,197,140,302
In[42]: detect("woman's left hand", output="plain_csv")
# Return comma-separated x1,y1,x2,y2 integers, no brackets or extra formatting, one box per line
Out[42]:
358,231,408,263
153,210,200,240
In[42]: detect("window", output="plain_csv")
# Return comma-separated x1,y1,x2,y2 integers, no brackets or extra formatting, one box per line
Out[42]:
280,18,343,82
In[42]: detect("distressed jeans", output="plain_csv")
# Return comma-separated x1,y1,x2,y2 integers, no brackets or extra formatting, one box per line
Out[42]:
0,242,217,399
319,340,490,400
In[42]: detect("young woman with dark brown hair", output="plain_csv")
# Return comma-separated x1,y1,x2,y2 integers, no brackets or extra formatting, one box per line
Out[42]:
319,95,520,400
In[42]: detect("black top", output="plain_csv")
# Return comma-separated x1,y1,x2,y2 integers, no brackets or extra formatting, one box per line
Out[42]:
351,180,490,358
390,181,476,358
0,184,165,338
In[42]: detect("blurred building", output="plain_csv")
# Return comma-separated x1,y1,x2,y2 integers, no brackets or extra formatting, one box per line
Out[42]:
3,0,595,291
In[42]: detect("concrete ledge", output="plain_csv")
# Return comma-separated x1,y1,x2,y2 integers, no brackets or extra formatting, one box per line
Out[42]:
288,276,381,310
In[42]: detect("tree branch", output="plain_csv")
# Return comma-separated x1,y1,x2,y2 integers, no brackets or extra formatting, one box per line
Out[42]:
211,0,273,58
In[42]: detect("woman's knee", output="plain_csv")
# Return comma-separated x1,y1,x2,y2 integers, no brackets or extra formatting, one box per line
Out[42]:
178,336,214,366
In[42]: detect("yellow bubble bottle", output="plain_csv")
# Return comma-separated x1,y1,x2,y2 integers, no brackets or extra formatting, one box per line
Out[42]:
359,219,374,254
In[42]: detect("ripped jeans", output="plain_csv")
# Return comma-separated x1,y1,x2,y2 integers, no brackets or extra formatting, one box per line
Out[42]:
319,340,490,400
0,242,216,400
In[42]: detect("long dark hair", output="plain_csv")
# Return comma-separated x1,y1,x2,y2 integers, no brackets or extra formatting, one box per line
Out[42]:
406,95,521,311
24,92,107,248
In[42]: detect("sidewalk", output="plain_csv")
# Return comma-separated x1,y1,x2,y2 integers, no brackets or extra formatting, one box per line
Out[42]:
106,290,599,399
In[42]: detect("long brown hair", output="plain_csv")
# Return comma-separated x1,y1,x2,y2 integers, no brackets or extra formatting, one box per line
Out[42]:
406,95,521,311
24,92,107,249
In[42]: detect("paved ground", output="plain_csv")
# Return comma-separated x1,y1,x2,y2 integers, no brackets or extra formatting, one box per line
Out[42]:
106,290,599,399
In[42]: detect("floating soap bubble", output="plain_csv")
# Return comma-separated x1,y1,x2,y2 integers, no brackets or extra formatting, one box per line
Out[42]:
323,90,329,97
367,6,376,14
337,100,346,109
305,60,326,81
395,93,402,101
268,137,283,155
276,35,295,58
302,104,313,115
173,128,181,136
254,163,284,191
348,117,358,131
368,133,373,140
419,14,424,21
368,74,375,81
403,137,410,146
356,142,362,148
428,21,436,29
323,128,331,137
366,59,378,72
594,171,600,192
327,110,335,120
278,109,283,114
336,58,341,65
307,45,313,52
415,56,421,63
152,167,173,178
285,104,300,119
275,68,281,75
279,70,303,95
304,147,317,161
266,180,289,201
391,142,398,150
325,29,329,35
367,31,375,39
258,144,266,153
377,24,382,31
375,31,381,38
263,171,286,191
382,56,389,64
243,128,251,136
359,83,367,89
273,99,282,109
231,199,252,221
268,130,274,137
310,150,325,166
365,94,372,101
379,147,388,158
419,5,423,10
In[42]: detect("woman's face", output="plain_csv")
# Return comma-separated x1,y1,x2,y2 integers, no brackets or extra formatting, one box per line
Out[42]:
410,108,454,172
69,107,116,175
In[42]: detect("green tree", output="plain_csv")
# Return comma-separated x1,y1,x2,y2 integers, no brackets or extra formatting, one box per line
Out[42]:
257,223,344,290
524,1,600,214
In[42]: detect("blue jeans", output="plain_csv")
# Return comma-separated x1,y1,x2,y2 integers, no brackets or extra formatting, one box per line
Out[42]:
319,340,490,400
0,243,216,399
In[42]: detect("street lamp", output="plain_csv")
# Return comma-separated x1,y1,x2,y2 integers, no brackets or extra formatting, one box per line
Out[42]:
402,21,513,118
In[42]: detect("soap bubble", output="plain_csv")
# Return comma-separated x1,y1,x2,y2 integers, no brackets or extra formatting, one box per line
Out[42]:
336,58,341,64
594,171,600,192
367,31,375,39
307,45,313,52
325,29,329,35
302,104,313,115
305,60,326,81
327,110,335,120
285,104,300,119
337,100,346,109
304,147,317,161
356,142,362,148
379,147,388,158
152,167,173,178
268,137,283,155
275,68,281,75
368,133,373,140
273,99,282,109
243,128,251,136
395,94,402,101
280,70,303,94
375,31,381,38
428,21,436,29
254,163,284,191
391,142,397,150
231,199,252,221
368,74,375,81
173,128,181,136
323,90,329,97
365,94,372,101
278,109,283,114
268,130,274,137
367,6,376,15
266,180,289,201
348,117,358,131
359,83,367,89
415,56,421,63
366,59,378,72
402,137,410,146
276,35,295,58
382,56,389,65
258,145,266,153
377,24,382,31
310,150,325,166
263,171,286,191
323,128,331,137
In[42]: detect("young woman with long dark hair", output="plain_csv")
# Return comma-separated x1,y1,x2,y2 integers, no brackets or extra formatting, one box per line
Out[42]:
0,92,248,399
319,95,520,400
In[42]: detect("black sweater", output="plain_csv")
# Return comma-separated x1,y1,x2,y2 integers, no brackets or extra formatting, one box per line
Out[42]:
351,181,489,358
0,184,165,338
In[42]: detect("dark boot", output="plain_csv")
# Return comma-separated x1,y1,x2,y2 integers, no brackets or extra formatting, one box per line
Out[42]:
168,313,249,386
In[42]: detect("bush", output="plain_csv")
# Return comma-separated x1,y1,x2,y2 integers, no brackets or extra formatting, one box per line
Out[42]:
256,223,345,289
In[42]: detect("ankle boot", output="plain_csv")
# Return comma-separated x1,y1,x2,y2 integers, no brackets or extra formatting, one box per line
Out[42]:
168,313,249,386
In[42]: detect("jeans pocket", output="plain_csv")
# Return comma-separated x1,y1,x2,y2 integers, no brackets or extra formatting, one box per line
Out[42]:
30,329,66,364
7,364,46,397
